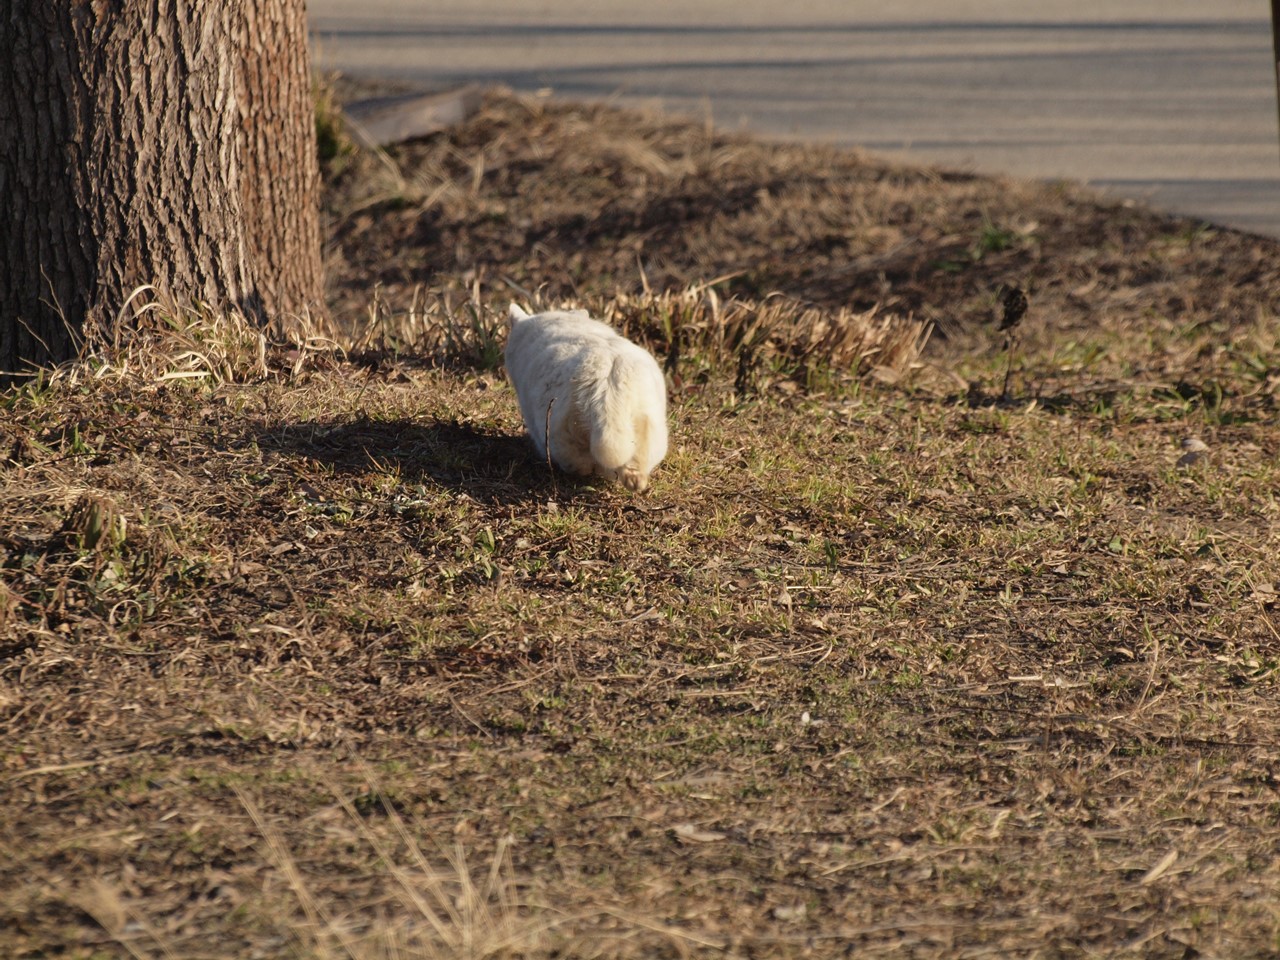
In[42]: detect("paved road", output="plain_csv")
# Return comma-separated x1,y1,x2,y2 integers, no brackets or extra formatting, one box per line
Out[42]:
309,1,1280,238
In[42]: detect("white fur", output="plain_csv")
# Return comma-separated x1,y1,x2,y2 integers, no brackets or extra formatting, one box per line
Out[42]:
505,303,668,491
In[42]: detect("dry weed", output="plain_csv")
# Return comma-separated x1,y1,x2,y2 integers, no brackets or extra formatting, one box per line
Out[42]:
344,279,931,390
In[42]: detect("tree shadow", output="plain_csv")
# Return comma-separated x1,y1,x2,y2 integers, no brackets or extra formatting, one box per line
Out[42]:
259,416,598,504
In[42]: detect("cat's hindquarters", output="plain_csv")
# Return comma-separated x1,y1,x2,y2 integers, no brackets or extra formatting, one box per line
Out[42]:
506,305,669,489
580,348,667,491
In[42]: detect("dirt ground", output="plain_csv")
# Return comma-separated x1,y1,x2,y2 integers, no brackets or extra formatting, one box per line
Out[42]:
4,88,1280,958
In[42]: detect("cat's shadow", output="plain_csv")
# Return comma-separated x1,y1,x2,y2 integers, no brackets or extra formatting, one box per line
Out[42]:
259,416,592,504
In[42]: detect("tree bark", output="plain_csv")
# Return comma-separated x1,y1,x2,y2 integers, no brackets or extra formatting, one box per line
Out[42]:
0,0,324,376
236,1,325,325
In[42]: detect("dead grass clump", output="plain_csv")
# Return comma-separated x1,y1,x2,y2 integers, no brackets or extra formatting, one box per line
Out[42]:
72,775,727,960
46,285,340,389
5,492,177,633
237,789,545,960
598,285,932,387
346,283,506,370
344,280,931,389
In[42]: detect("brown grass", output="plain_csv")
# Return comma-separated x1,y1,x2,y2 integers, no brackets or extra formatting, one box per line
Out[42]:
5,87,1280,959
349,279,932,393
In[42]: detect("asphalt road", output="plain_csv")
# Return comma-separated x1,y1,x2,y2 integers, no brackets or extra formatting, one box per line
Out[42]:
309,1,1280,238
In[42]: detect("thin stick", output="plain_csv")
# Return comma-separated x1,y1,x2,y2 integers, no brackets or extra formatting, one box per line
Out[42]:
544,397,555,473
997,286,1028,402
1001,333,1018,400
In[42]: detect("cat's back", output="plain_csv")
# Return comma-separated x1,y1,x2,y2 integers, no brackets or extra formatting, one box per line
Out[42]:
513,309,619,353
507,311,629,396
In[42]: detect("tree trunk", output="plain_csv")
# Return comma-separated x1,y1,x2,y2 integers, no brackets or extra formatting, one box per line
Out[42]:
0,0,324,376
236,1,326,325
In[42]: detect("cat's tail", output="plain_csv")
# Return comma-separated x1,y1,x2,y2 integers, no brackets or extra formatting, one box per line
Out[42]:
580,352,657,491
611,416,651,492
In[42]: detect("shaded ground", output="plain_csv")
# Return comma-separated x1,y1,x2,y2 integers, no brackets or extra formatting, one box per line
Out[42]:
4,88,1280,958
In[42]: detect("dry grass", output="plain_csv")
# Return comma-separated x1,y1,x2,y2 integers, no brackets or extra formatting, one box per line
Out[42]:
597,286,932,389
324,89,1280,385
349,280,932,393
6,88,1280,959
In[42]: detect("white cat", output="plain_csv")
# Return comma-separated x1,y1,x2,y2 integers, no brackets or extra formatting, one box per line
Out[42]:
505,303,668,492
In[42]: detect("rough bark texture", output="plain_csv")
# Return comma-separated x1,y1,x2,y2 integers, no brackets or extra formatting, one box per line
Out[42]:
235,1,325,325
0,0,324,376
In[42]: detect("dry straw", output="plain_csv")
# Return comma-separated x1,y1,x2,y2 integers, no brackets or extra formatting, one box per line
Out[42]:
24,280,929,392
348,280,932,387
598,283,931,386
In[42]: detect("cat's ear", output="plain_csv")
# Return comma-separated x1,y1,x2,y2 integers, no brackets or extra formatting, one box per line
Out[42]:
508,303,531,328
